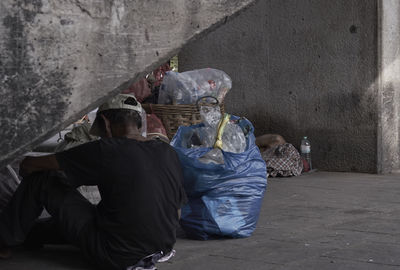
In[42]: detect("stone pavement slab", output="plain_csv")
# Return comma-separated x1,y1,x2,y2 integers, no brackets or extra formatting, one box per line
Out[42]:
1,171,400,269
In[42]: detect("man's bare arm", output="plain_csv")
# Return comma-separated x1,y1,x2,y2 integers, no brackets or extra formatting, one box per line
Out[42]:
19,155,60,177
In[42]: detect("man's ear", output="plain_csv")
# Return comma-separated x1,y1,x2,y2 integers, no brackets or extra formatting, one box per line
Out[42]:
101,114,112,138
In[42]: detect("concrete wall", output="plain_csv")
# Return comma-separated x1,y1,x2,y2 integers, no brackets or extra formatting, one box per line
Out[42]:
180,0,381,173
0,0,256,168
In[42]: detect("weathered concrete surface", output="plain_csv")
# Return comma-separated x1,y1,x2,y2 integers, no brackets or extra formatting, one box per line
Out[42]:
0,0,256,169
377,0,400,174
179,0,382,173
2,172,400,269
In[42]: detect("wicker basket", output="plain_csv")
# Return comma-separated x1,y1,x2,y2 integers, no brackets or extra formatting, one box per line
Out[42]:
142,103,225,139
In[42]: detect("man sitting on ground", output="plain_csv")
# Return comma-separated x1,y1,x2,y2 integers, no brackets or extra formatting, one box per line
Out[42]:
0,94,187,270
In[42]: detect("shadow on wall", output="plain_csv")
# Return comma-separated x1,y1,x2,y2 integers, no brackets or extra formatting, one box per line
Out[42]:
178,0,400,173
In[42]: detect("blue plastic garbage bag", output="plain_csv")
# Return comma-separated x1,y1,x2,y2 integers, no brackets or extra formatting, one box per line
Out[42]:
171,116,267,240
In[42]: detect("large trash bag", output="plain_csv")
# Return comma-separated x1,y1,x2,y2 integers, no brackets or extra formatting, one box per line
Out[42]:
171,116,267,239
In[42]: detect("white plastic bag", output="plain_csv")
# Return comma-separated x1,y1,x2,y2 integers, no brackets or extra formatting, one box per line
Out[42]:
158,68,232,104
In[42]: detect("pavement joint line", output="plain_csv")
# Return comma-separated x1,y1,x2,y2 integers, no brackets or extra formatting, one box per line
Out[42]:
335,228,400,236
364,216,400,222
274,205,339,210
320,255,400,267
279,214,323,219
276,184,340,191
368,240,400,246
207,254,285,265
269,238,303,244
369,200,400,205
342,209,385,214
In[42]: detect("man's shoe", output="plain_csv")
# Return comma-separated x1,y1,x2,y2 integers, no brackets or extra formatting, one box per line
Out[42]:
0,247,12,259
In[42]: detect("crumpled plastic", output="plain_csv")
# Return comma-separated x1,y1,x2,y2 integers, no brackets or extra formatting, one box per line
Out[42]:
158,68,232,104
190,106,246,164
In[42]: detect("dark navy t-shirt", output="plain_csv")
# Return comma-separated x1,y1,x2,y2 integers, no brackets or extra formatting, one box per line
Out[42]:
56,137,187,266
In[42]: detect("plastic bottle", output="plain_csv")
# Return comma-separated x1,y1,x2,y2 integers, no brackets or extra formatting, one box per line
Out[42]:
300,136,312,172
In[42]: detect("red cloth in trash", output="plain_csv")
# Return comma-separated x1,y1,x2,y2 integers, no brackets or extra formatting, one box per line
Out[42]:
153,63,171,87
146,114,168,141
122,78,151,102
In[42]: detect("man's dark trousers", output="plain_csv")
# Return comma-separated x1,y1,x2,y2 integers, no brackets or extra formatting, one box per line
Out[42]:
0,171,117,269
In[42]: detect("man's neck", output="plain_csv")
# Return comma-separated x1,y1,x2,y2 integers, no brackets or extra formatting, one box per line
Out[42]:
125,132,147,141
111,125,147,141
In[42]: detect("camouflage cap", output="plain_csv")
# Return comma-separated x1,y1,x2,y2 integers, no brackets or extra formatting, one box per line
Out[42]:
89,94,142,136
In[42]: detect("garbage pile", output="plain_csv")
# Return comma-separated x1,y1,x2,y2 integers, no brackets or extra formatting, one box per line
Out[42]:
1,64,268,240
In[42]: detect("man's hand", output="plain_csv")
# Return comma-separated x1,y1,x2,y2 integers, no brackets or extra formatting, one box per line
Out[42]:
19,155,60,178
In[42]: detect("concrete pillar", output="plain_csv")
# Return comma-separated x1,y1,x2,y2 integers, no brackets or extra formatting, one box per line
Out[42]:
0,0,256,168
180,0,400,173
378,0,400,173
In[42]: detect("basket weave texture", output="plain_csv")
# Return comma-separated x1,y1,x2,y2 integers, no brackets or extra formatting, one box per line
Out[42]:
142,103,225,139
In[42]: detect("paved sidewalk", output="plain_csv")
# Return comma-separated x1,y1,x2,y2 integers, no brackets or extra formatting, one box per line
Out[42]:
1,172,400,269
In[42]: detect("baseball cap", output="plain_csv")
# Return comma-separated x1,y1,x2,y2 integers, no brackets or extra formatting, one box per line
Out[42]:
89,93,142,136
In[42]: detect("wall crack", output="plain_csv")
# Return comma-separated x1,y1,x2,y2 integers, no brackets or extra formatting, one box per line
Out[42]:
74,0,92,18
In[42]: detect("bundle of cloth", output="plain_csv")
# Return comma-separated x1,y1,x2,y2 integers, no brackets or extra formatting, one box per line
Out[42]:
256,134,303,177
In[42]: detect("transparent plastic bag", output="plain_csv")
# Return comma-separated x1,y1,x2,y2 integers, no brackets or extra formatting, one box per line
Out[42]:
199,105,222,128
197,106,246,154
177,104,247,165
223,123,246,153
158,68,232,104
193,123,246,153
